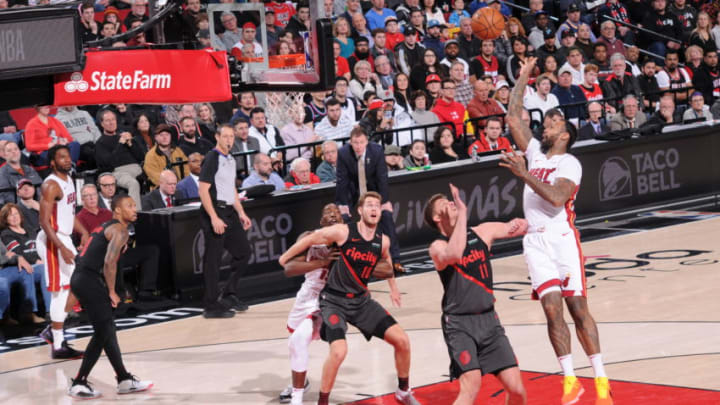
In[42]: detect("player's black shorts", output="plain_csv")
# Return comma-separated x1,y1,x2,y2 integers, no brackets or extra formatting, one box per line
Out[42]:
442,310,517,379
319,290,397,343
70,268,113,322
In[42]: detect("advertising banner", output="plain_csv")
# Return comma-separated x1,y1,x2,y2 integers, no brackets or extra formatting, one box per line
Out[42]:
53,49,231,105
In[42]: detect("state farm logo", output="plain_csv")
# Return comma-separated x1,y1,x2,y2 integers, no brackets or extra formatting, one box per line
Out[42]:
64,72,89,93
599,156,632,201
62,70,172,93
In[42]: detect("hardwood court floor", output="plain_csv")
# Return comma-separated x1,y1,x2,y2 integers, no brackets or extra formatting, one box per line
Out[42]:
1,217,719,404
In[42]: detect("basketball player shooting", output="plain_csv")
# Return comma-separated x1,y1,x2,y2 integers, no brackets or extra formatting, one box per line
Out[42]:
501,57,613,405
279,192,420,405
425,183,527,405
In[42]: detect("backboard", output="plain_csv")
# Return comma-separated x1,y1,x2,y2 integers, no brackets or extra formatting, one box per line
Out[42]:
208,0,334,92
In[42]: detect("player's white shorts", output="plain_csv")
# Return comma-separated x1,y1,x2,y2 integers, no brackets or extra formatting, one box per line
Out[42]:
522,222,586,300
287,286,322,340
37,231,77,292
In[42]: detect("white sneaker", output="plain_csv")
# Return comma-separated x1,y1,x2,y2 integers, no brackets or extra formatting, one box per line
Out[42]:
68,379,102,399
117,375,153,394
279,379,309,403
395,388,422,405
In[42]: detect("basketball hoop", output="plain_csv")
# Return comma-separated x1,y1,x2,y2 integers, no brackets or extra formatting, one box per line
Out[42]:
263,53,307,129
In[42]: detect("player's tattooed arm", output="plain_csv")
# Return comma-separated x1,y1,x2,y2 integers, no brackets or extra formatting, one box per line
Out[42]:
507,57,537,152
500,151,576,207
104,224,129,306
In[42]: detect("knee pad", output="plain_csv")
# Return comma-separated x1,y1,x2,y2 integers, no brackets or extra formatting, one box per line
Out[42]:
288,318,314,372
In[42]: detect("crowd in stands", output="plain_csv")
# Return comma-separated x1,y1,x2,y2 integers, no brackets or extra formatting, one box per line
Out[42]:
3,0,720,325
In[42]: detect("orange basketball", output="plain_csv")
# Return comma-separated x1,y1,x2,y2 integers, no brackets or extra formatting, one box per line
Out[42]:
471,7,506,40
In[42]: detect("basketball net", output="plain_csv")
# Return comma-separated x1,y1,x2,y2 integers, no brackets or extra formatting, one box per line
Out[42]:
262,53,307,130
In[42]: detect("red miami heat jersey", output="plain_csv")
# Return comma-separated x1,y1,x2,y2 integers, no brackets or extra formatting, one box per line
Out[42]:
325,223,382,296
436,229,495,314
44,173,76,236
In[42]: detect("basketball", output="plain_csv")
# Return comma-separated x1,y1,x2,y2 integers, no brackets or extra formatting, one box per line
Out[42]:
471,8,505,40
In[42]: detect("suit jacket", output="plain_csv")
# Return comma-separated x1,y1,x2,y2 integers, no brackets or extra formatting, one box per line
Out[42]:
335,142,389,207
176,175,199,201
141,189,175,211
230,136,261,175
608,112,647,132
578,121,608,141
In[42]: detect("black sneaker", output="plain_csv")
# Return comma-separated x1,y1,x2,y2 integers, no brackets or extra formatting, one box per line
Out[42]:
68,378,101,399
52,340,84,359
203,308,235,319
39,324,53,345
221,295,248,312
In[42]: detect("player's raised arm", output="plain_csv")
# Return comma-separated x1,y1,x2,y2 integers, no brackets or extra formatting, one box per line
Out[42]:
428,184,468,271
279,224,346,267
506,57,537,152
472,218,528,250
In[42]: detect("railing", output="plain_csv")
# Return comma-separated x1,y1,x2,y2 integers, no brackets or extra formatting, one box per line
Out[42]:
600,16,682,45
503,1,560,22
271,137,351,174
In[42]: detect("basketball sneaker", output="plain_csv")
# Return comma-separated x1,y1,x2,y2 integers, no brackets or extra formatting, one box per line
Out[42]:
52,341,84,359
562,376,585,405
594,377,613,405
395,388,422,405
117,375,153,394
68,379,102,399
279,379,309,403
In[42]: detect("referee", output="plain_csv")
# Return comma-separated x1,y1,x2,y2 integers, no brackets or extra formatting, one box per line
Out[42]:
198,124,252,319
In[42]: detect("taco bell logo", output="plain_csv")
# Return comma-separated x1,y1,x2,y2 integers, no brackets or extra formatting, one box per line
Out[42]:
599,157,632,201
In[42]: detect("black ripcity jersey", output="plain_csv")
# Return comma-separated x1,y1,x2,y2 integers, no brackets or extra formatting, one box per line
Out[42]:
199,148,237,205
325,223,383,296
77,220,120,275
437,229,495,315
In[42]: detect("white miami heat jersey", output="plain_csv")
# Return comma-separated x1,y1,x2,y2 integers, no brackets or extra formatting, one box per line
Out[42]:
523,138,582,228
300,244,332,294
44,173,76,236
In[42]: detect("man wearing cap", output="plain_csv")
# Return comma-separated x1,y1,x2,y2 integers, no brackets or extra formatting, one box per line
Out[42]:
371,29,398,72
385,16,405,50
424,74,443,107
556,4,596,44
522,0,555,33
432,79,467,136
552,66,588,124
395,27,424,76
0,142,42,205
232,22,263,59
423,20,445,59
457,17,482,61
143,124,189,189
384,145,405,171
556,29,577,66
365,0,397,31
14,179,41,233
528,11,553,51
470,40,500,84
440,40,469,78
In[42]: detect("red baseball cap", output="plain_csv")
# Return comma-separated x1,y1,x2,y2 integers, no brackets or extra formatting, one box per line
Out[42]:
242,22,256,30
368,99,384,110
425,74,441,84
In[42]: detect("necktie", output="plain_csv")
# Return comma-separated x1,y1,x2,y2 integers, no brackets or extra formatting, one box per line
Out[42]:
629,120,634,129
165,196,173,207
358,155,367,196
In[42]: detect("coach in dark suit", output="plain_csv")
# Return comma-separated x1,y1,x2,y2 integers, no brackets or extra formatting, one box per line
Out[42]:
176,152,203,201
336,127,405,272
578,102,608,141
141,170,178,210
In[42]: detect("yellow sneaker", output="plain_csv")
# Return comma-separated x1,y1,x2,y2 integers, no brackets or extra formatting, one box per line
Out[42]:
561,376,585,405
595,377,613,405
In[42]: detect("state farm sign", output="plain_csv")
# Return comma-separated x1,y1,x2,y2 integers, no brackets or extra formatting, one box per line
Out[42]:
54,49,231,105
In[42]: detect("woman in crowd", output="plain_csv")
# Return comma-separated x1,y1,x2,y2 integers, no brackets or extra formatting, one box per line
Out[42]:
358,99,394,143
493,80,511,111
423,0,447,26
410,90,440,129
410,48,446,91
429,126,467,164
394,73,413,114
334,40,352,80
0,204,48,325
505,17,526,41
690,12,716,54
542,55,559,84
102,7,124,34
197,103,220,141
506,37,538,86
350,60,378,103
334,17,355,59
132,113,154,153
684,45,704,78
